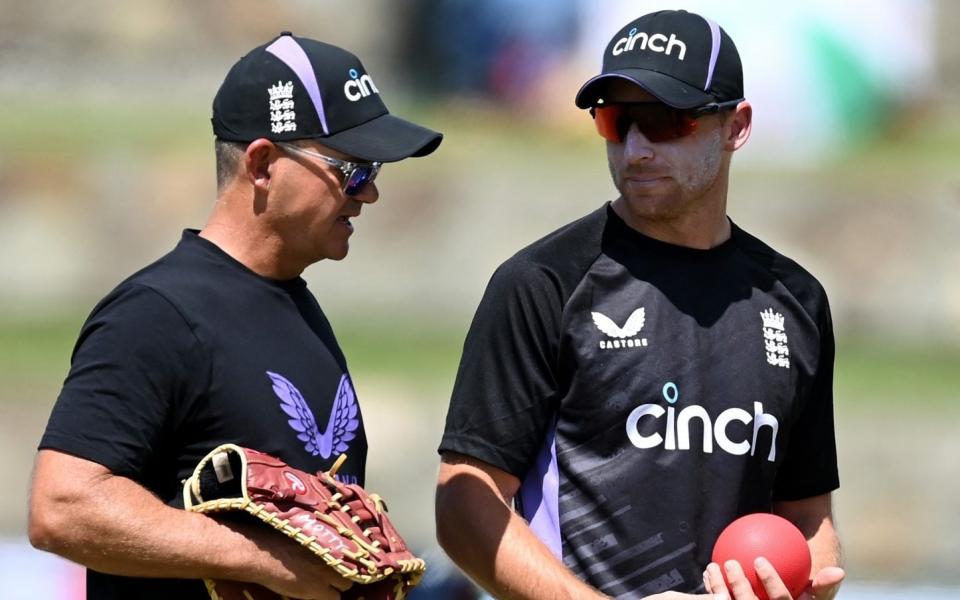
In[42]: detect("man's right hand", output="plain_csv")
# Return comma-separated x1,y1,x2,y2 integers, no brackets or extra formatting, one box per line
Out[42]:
227,520,353,599
703,559,844,600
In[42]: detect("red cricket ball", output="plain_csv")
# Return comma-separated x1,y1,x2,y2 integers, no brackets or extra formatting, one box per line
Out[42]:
711,513,812,600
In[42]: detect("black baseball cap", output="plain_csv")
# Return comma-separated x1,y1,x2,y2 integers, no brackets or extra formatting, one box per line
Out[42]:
212,32,442,163
575,10,743,110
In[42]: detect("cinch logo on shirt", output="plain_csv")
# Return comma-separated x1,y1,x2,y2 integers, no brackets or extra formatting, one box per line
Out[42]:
611,27,687,60
343,68,379,101
592,308,648,350
625,382,780,461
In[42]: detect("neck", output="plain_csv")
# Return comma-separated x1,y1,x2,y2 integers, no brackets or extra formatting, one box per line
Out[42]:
613,168,732,250
199,193,305,281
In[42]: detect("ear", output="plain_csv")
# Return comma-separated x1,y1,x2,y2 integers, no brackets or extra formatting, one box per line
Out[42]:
725,101,752,152
243,138,279,192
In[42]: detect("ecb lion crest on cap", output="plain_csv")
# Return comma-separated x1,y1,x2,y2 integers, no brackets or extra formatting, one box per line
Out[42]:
267,80,297,133
212,31,442,162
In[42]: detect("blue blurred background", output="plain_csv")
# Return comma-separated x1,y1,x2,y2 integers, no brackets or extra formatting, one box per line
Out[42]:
1,1,958,597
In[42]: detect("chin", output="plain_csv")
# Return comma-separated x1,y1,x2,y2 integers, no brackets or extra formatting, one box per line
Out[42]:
311,243,350,263
621,194,681,221
328,245,350,261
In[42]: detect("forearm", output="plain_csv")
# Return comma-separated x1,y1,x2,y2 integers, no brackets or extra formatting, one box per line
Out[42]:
30,453,273,583
804,515,841,573
436,479,606,600
773,493,842,572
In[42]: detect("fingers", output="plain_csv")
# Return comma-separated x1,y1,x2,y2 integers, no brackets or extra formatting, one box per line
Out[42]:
659,591,728,600
754,556,792,600
703,562,727,595
310,587,345,600
703,567,732,600
722,560,756,599
803,566,845,600
705,560,843,600
811,566,845,589
329,577,353,592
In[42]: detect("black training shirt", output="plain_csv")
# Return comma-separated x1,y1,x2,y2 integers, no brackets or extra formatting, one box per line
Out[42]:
40,230,368,599
440,204,838,598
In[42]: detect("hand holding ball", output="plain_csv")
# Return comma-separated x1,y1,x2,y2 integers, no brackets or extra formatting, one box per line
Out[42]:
711,513,811,600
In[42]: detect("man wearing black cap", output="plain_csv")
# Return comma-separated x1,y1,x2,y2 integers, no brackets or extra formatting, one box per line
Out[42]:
28,32,441,599
437,10,843,600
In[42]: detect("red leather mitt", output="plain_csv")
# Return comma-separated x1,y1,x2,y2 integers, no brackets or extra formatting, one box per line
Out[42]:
183,444,425,600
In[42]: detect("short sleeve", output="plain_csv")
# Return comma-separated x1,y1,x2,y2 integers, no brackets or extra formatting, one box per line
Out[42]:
39,284,209,477
438,257,565,477
772,299,840,500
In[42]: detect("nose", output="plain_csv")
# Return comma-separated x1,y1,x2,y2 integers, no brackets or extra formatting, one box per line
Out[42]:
352,182,379,204
622,123,655,162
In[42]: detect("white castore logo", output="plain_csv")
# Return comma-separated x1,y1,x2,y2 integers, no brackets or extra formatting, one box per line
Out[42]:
592,308,648,350
626,382,780,462
611,27,687,60
344,68,380,102
268,80,297,134
760,308,790,369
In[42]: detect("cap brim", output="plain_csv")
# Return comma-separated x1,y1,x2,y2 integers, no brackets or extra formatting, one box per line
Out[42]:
575,71,714,110
314,113,442,163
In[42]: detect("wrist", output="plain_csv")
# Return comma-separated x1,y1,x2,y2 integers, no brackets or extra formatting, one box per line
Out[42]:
204,518,277,584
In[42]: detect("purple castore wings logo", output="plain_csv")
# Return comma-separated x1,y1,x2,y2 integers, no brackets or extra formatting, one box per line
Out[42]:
267,371,360,458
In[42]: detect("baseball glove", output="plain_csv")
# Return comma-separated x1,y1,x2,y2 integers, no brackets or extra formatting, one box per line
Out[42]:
183,443,425,600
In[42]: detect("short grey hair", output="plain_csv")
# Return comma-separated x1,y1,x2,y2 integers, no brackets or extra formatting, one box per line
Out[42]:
214,138,248,192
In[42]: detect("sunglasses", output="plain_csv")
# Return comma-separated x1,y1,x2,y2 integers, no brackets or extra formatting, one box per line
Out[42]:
590,99,743,143
277,142,382,196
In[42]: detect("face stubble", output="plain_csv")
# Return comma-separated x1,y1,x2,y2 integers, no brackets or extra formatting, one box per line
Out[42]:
609,118,726,223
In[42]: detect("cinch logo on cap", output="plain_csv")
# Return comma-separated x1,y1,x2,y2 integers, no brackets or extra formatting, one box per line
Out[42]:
343,68,380,102
611,27,687,60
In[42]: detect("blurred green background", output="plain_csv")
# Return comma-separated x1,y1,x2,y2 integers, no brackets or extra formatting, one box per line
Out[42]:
1,0,958,595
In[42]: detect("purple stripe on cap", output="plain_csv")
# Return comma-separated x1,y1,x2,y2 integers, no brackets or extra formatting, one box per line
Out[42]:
519,421,561,559
266,36,329,134
702,17,722,92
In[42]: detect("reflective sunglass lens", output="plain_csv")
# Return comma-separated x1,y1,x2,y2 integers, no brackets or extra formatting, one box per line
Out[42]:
344,166,376,195
593,106,623,143
592,103,699,143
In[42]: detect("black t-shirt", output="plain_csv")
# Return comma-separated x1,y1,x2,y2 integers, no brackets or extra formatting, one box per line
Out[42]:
439,204,839,598
40,230,368,599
